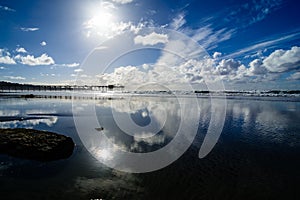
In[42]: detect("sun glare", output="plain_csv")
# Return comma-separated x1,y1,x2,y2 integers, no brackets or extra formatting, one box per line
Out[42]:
89,11,113,30
95,149,113,161
84,2,118,38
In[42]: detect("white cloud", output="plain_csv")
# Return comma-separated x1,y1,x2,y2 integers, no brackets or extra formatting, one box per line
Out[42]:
111,0,134,4
0,49,16,64
147,9,157,16
59,62,80,68
170,13,186,30
216,59,242,75
178,23,234,50
0,55,16,64
213,52,222,59
74,68,83,73
96,65,149,86
224,32,300,59
4,76,26,80
263,46,300,73
142,63,149,70
16,47,27,53
224,0,282,28
40,41,47,46
169,15,234,51
134,32,168,46
83,20,143,39
100,1,116,10
17,53,55,66
212,46,300,84
20,27,39,32
248,0,282,25
0,5,15,12
248,59,267,75
92,45,300,88
287,72,300,80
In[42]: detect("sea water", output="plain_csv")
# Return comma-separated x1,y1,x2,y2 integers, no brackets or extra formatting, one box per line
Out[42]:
0,94,299,199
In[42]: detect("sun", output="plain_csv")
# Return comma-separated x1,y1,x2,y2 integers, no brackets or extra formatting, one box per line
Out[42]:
86,10,113,32
90,11,113,30
84,2,118,38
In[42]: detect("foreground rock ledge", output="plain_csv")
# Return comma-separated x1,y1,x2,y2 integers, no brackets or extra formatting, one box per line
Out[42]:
0,128,74,161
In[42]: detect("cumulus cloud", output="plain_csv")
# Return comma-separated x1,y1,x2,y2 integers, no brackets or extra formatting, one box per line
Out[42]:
40,41,47,46
0,49,16,64
213,52,222,59
263,46,300,73
248,59,267,75
94,58,217,87
16,53,55,66
111,0,134,4
4,76,26,80
16,47,27,53
96,65,147,86
216,59,242,75
134,32,168,46
213,46,300,83
20,27,39,32
88,46,300,88
0,56,16,64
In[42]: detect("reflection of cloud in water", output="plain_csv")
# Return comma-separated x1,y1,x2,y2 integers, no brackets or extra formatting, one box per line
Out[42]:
131,133,166,151
0,117,58,128
94,97,181,152
25,109,57,115
74,171,144,199
91,147,114,161
72,103,90,114
0,110,20,116
227,101,300,146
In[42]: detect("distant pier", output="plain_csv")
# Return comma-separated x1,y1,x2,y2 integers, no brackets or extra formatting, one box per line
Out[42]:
0,82,124,92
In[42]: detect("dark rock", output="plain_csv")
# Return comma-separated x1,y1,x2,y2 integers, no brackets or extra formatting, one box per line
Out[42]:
0,128,74,161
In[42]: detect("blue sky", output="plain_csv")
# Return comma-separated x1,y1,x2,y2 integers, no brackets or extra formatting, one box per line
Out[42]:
0,0,300,90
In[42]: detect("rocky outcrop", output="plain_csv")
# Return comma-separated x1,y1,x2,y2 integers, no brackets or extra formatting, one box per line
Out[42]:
0,128,74,161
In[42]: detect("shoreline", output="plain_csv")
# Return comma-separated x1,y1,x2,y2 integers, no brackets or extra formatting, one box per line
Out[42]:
1,90,300,102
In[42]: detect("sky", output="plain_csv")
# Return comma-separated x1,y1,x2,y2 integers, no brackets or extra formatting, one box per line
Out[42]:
0,0,300,90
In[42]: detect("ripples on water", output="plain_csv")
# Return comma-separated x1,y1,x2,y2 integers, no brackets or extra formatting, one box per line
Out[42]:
0,94,299,199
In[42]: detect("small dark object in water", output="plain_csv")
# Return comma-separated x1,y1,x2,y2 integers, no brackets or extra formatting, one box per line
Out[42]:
95,127,104,131
21,94,35,98
0,128,74,161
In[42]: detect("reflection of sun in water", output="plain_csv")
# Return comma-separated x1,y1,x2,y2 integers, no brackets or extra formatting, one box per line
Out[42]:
141,111,148,118
95,149,113,161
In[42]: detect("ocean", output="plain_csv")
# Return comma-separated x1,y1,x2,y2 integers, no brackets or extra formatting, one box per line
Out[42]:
0,92,299,199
